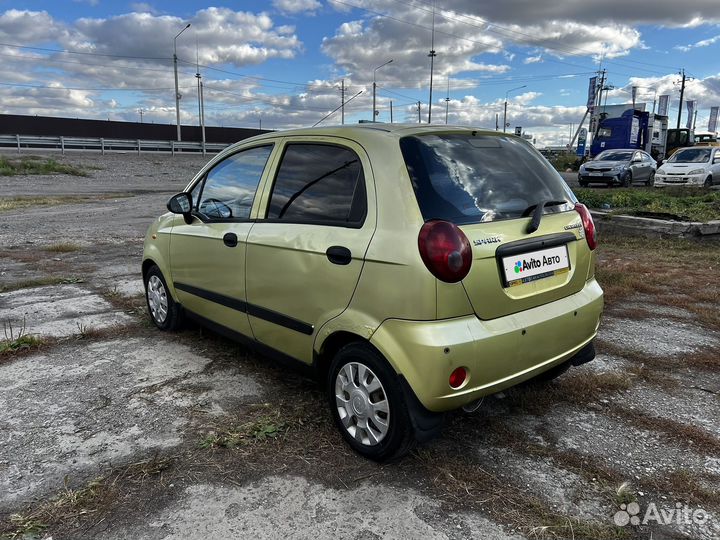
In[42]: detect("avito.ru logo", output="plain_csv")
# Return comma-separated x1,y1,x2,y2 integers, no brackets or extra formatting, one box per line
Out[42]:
514,261,523,274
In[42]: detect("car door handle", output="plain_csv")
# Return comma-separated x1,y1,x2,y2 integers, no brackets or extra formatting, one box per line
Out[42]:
223,232,238,248
326,246,352,265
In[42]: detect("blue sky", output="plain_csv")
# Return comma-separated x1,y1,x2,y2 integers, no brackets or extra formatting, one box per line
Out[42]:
0,0,718,146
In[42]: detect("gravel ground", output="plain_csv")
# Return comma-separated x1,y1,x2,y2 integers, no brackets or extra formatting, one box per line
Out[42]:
1,153,719,540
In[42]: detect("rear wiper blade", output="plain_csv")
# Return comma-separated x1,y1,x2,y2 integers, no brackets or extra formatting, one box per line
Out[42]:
523,199,570,234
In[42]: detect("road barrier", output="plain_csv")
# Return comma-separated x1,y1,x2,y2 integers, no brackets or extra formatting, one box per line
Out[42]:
0,134,229,156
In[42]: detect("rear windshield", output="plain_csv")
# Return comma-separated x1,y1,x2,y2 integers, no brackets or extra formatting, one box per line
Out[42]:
400,133,575,224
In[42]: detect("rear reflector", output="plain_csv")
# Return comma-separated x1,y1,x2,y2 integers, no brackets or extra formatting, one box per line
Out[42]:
449,367,468,389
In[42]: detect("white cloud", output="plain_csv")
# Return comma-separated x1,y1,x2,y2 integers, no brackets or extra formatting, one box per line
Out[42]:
675,34,720,52
524,55,542,64
272,0,322,15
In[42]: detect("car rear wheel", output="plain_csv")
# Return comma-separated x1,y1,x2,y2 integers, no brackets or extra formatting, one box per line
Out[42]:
646,171,655,187
328,342,415,461
145,265,183,330
704,175,713,188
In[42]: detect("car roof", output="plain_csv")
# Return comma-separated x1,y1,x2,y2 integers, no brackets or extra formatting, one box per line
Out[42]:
237,123,501,145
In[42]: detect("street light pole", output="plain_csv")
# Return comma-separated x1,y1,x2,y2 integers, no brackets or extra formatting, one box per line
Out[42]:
173,23,191,142
427,1,436,124
503,84,526,133
372,59,393,122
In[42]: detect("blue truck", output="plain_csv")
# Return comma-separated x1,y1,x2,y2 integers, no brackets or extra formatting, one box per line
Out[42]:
589,108,683,161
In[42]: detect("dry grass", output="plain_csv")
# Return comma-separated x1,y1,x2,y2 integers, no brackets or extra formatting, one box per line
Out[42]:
0,456,174,539
0,193,132,213
44,243,81,253
502,370,634,414
610,406,720,457
595,233,720,315
597,339,720,371
0,276,84,293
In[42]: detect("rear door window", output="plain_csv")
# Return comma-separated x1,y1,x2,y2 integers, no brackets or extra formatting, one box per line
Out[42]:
400,134,575,225
266,143,366,226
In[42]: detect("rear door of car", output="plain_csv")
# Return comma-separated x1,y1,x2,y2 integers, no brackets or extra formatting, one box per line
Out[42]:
168,143,278,337
400,132,592,321
244,137,376,363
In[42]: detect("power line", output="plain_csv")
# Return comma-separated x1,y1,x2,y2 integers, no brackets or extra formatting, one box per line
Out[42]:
0,42,168,61
0,81,188,92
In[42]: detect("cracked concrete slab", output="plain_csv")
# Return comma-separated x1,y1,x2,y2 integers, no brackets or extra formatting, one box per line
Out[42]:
601,317,720,357
0,284,133,338
0,337,263,510
104,476,524,540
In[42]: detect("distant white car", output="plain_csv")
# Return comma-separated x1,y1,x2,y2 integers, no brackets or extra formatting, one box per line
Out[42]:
655,146,720,187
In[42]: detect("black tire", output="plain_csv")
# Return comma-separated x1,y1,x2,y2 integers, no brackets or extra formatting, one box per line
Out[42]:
704,175,713,188
327,342,415,461
646,171,655,187
144,265,183,331
579,180,589,187
622,171,632,188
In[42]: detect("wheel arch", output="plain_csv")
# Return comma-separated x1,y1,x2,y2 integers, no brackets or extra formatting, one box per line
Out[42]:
314,330,374,383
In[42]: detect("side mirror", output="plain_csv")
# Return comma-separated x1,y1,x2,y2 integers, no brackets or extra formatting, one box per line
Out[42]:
167,192,193,224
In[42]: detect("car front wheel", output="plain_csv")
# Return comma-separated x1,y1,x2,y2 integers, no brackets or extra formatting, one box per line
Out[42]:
704,175,713,188
646,171,655,187
328,343,415,461
145,265,183,330
622,171,632,187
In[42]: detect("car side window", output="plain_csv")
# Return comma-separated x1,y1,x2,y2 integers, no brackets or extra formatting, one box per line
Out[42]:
266,143,366,225
196,145,273,221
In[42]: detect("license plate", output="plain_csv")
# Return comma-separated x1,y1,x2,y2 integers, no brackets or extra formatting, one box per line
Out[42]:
589,171,602,176
502,245,570,287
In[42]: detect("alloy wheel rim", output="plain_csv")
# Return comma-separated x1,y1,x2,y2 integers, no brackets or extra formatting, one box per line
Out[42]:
335,361,390,446
147,275,168,324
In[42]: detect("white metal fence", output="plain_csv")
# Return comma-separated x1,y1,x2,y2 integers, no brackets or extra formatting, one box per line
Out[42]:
0,134,229,155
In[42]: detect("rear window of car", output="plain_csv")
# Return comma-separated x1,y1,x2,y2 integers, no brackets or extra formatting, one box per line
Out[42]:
400,133,575,225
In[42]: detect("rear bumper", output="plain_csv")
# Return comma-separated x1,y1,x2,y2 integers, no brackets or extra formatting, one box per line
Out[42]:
370,278,604,412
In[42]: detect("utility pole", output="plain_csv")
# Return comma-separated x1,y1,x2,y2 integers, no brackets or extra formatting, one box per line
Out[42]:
495,113,499,131
417,101,421,123
195,41,205,152
390,100,393,123
445,77,450,124
138,108,144,123
340,79,345,125
173,23,191,142
427,0,436,124
372,59,393,122
676,69,686,130
693,108,698,131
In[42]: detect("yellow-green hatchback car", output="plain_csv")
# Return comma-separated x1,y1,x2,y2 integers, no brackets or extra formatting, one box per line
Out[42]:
143,124,603,461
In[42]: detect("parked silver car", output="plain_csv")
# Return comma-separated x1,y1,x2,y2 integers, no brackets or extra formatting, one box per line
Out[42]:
578,149,656,187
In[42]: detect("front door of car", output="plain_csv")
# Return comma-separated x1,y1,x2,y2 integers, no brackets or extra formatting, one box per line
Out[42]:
245,139,376,363
712,149,720,179
631,151,648,182
169,144,276,337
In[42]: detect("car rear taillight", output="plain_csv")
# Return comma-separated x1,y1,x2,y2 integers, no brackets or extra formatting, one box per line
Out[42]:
574,203,597,250
418,220,472,283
